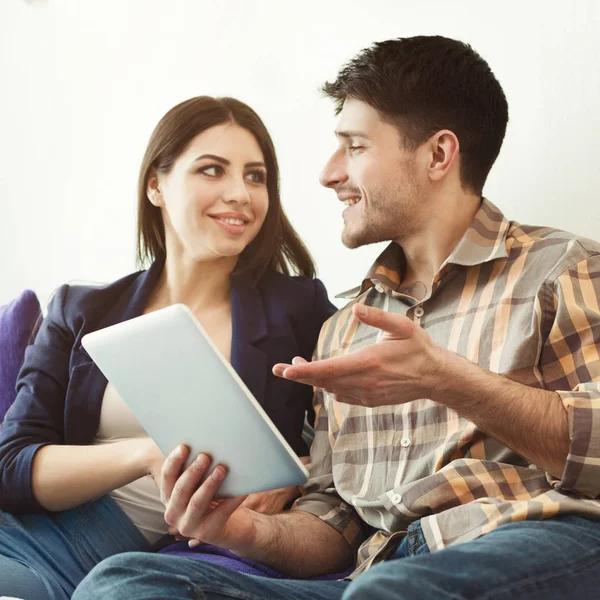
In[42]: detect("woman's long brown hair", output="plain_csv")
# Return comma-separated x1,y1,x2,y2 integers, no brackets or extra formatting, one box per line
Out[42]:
136,96,315,281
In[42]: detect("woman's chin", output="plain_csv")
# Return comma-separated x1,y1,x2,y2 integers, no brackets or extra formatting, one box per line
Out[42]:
193,244,246,262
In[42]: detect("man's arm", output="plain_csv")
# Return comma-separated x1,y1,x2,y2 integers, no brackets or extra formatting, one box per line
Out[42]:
238,510,354,576
433,352,569,478
274,306,569,477
159,447,354,577
274,252,600,496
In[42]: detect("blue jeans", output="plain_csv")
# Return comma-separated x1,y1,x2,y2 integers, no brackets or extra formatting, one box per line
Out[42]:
0,495,150,600
72,515,600,600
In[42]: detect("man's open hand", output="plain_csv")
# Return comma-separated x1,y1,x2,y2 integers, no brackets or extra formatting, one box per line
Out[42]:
273,304,447,408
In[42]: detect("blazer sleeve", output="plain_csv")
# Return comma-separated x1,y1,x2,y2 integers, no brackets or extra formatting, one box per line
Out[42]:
302,279,337,430
0,284,74,514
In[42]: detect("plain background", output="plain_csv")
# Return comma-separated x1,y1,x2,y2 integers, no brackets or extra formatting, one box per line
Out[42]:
1,0,599,309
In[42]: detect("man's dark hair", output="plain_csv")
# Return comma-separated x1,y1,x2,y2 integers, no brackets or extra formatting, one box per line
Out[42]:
322,36,509,195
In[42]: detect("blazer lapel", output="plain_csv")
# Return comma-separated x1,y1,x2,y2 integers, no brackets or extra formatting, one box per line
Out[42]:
66,259,166,444
230,275,268,406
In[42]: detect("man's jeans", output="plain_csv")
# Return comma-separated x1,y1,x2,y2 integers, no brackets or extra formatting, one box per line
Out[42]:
73,514,600,600
0,495,150,600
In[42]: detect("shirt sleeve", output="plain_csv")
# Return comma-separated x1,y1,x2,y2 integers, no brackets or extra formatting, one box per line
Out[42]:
0,284,73,514
540,254,600,498
292,386,367,555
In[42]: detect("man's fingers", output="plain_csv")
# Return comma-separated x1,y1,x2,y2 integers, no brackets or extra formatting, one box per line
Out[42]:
292,356,309,365
175,464,228,536
182,487,247,541
272,363,289,377
272,356,308,378
163,453,212,526
205,495,248,526
276,353,369,383
352,304,415,339
161,445,189,505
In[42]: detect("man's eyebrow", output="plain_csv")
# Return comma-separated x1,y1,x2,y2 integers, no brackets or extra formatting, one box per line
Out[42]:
335,130,370,140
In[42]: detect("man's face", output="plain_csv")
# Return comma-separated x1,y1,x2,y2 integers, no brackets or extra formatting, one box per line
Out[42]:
319,98,423,249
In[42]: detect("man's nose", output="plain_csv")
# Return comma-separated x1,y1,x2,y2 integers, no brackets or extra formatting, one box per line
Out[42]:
319,153,348,189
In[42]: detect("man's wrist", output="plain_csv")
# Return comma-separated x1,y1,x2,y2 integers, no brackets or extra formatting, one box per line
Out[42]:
428,347,478,409
229,510,274,559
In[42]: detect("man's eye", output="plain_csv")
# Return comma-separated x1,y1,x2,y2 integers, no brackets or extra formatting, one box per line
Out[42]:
348,146,364,153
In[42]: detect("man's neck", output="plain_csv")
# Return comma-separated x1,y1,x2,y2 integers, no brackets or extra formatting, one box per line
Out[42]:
396,192,481,293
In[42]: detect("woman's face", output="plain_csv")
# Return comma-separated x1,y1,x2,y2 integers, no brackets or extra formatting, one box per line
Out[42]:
148,122,269,264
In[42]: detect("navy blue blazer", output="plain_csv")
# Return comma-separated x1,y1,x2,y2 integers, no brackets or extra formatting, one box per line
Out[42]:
0,260,336,515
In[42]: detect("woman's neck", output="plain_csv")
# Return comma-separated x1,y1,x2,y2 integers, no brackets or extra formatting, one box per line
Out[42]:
150,252,237,314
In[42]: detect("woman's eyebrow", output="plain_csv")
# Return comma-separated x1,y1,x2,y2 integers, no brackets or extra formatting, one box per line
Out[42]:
192,155,266,169
192,154,230,165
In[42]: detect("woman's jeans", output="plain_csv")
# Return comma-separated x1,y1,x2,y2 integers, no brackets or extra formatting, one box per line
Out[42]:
73,515,600,600
0,495,150,600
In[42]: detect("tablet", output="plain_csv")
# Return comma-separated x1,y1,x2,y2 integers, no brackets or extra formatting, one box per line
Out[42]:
81,304,308,497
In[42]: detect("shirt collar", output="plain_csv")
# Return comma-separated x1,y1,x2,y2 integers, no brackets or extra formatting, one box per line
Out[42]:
336,198,511,300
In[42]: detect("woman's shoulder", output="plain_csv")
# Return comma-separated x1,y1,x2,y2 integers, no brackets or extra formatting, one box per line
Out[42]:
258,270,327,301
46,269,146,325
258,271,336,321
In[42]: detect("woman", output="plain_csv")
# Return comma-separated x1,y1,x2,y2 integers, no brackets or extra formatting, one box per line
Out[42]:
0,96,335,599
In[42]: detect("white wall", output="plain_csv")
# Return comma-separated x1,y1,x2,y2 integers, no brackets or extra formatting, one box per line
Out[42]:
1,0,599,309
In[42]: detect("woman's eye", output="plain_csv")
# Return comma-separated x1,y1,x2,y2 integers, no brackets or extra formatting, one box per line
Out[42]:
246,170,267,184
348,145,364,153
199,165,223,177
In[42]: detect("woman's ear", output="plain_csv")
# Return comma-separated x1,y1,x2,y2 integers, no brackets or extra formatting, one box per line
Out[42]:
146,168,163,207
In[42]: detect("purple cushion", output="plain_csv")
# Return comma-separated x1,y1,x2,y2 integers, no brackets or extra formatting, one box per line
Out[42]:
0,290,42,422
159,542,353,580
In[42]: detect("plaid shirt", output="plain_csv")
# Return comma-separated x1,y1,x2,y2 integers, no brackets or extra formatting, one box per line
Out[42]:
293,199,600,579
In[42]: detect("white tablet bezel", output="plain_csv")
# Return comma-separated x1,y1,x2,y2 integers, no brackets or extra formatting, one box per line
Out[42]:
82,304,309,497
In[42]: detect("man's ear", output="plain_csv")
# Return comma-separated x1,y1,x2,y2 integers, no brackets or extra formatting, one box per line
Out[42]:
146,168,164,207
426,130,460,183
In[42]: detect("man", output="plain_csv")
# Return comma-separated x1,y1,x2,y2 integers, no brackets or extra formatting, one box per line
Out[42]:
74,35,600,600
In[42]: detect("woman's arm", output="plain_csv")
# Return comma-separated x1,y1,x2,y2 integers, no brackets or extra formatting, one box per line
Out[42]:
0,284,164,514
31,438,164,511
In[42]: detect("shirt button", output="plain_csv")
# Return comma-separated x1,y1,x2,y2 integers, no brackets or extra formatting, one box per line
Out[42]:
374,283,385,293
401,437,411,448
414,306,424,318
391,493,402,505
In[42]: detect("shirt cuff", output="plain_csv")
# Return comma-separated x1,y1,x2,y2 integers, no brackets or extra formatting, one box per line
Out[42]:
555,389,600,498
293,493,366,554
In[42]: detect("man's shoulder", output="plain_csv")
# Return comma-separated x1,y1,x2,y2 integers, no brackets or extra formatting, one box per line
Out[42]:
507,221,600,279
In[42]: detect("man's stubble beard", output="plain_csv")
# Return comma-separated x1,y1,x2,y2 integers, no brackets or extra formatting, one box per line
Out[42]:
341,173,420,250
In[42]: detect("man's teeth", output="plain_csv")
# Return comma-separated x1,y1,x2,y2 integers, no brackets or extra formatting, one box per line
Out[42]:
342,198,361,207
218,218,246,225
